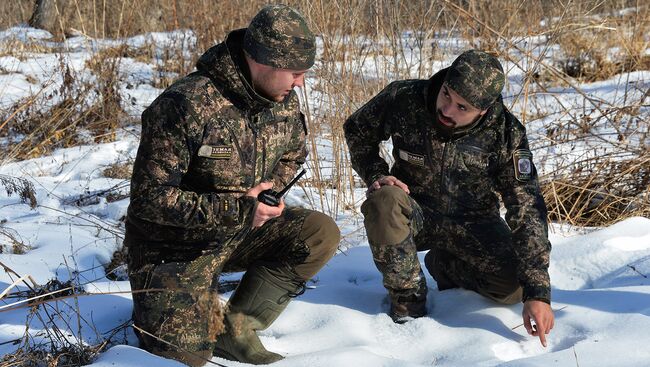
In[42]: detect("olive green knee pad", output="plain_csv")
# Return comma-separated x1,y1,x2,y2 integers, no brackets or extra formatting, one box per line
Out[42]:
361,185,412,245
293,211,340,279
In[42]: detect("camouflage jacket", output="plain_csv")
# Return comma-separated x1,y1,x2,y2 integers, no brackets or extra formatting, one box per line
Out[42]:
126,29,307,247
344,69,551,302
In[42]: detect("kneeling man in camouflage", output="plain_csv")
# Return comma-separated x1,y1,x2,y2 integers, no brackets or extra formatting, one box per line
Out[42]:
344,50,554,347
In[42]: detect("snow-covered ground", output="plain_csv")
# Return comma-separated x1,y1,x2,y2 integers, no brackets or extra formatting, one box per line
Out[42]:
1,26,649,366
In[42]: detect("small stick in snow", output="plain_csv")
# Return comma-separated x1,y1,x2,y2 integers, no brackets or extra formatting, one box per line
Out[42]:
627,264,648,278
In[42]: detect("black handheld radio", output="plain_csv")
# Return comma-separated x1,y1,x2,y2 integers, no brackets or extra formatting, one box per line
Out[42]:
257,169,307,207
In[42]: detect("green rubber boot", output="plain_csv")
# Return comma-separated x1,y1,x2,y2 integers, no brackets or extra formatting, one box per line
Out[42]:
213,265,304,365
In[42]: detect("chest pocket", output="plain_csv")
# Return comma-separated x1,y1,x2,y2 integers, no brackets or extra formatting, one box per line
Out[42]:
449,144,498,211
192,119,250,189
455,145,494,176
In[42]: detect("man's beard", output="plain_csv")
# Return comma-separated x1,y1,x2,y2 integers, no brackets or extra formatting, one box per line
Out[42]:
437,109,457,128
435,109,456,138
435,109,484,139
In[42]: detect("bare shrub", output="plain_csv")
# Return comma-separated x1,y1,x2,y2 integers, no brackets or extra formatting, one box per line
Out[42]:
0,275,128,367
0,47,133,160
0,174,37,208
84,46,130,142
0,226,31,254
536,86,650,226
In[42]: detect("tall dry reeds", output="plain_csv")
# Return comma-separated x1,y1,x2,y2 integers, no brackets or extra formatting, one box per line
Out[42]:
0,0,648,226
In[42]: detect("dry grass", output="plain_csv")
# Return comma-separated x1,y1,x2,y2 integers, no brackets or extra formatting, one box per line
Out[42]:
0,2,647,364
0,226,31,254
0,47,132,161
0,0,648,227
543,152,650,226
102,161,132,180
0,261,131,367
0,174,37,208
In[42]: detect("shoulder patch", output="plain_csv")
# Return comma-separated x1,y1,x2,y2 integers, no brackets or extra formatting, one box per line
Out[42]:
513,149,533,181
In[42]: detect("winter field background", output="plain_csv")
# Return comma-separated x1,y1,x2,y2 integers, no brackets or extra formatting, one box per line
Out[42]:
0,1,649,366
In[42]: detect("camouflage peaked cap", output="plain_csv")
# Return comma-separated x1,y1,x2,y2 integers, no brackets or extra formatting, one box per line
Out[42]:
244,4,316,70
444,50,505,110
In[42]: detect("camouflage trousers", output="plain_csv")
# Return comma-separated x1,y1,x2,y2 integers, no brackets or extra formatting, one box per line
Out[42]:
126,207,339,365
361,185,522,304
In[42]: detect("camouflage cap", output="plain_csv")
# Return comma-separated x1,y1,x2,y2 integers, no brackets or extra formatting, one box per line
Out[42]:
444,50,505,110
244,4,316,70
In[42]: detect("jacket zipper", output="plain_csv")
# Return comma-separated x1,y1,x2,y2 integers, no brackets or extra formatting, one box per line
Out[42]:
423,129,443,211
261,136,267,181
440,141,448,215
221,119,247,173
250,114,259,185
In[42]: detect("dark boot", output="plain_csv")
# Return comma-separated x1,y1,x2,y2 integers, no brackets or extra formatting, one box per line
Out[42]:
389,273,428,324
213,265,304,365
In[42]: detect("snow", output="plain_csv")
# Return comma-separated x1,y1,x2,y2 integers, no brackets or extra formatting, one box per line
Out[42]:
2,138,650,366
1,26,649,367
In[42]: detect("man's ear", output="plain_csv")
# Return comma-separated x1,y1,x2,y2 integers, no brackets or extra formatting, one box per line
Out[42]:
479,109,488,117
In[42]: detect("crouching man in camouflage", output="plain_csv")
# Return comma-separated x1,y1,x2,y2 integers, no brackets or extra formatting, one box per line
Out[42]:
125,5,339,366
344,50,554,346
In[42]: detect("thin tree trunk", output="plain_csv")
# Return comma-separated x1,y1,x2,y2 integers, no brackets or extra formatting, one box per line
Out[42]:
29,0,58,33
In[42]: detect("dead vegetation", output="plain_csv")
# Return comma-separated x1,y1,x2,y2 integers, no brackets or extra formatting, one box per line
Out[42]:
102,161,132,180
0,1,647,365
0,47,132,161
0,226,31,254
0,261,131,367
1,0,648,226
0,2,647,224
0,174,37,208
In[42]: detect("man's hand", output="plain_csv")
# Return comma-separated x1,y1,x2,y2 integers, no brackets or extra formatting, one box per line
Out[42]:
522,300,555,347
367,175,410,196
245,182,285,228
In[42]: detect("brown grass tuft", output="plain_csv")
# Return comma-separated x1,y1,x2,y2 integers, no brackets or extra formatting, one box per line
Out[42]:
0,0,647,226
102,161,133,179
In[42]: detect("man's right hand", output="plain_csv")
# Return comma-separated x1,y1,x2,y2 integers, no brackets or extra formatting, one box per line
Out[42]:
245,182,285,228
367,175,410,196
522,299,555,348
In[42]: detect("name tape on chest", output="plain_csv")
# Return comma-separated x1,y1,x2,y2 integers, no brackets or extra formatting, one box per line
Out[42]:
198,145,233,159
399,149,425,167
513,149,533,181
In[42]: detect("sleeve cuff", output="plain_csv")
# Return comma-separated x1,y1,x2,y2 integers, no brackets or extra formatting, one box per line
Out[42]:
237,195,257,228
522,285,551,304
366,172,389,187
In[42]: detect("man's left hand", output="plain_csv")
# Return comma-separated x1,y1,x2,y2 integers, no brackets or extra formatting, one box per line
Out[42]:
522,299,555,347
